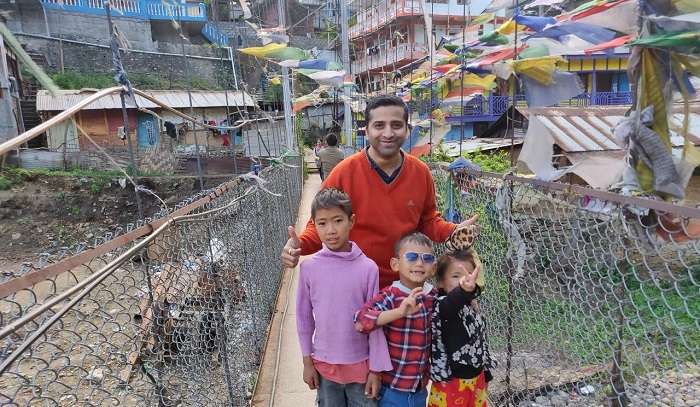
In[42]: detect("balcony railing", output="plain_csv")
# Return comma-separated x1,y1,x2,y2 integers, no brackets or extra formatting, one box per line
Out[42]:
352,43,427,73
350,0,422,38
426,92,634,122
40,0,207,22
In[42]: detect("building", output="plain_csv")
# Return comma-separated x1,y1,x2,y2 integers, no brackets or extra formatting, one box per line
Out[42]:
516,105,700,195
0,33,20,142
349,0,492,94
36,89,255,151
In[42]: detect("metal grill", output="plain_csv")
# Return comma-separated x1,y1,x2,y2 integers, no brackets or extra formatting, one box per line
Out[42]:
432,166,700,407
0,156,303,406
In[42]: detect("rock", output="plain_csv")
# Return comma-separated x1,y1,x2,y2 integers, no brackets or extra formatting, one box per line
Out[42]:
579,385,595,395
551,395,568,407
86,233,94,239
86,368,104,383
535,396,549,404
11,232,20,240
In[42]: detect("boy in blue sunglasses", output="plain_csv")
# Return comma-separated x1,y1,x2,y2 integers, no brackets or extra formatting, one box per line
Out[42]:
354,232,438,407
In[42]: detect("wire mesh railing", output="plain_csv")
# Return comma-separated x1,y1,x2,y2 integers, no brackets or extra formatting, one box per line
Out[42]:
433,165,700,407
0,155,303,406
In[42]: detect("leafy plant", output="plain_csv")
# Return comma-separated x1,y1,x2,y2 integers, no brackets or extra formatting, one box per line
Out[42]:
0,176,11,190
421,142,512,173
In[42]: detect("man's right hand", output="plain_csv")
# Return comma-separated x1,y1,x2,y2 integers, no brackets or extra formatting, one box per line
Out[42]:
281,226,302,268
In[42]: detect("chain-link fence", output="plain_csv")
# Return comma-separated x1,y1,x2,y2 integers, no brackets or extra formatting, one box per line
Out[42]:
433,166,699,407
0,155,302,406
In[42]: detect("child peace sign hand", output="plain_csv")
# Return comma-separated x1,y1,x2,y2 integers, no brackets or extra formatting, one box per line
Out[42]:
399,287,424,316
459,264,480,294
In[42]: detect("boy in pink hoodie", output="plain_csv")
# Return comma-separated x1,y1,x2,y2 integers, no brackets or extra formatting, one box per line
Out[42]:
296,188,392,406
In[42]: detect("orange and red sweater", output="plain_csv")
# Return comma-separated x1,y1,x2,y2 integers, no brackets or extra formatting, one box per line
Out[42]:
299,149,456,288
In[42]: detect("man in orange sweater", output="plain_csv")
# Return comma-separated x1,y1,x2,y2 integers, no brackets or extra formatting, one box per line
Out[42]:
282,95,477,288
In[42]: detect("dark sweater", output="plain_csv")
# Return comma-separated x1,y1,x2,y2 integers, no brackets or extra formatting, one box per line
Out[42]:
430,286,495,382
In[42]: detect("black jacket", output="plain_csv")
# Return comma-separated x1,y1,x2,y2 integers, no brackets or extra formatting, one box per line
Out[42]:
430,286,495,382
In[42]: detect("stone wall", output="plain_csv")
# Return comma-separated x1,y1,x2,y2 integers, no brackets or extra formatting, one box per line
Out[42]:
16,35,233,89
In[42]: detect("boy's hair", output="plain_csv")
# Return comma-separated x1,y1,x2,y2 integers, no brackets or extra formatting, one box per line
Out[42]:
436,249,477,280
311,188,352,219
365,95,409,125
325,133,338,146
393,232,433,256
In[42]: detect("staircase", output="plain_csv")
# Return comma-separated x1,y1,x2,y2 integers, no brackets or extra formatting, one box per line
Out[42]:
202,21,260,48
19,51,47,146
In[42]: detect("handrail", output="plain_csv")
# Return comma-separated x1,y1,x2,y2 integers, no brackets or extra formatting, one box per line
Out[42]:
40,0,207,21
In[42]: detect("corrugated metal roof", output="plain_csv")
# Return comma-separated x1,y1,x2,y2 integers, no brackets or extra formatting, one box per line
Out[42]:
37,89,256,112
443,137,523,157
517,105,700,153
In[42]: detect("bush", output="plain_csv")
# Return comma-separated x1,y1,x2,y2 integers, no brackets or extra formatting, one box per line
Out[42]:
0,176,11,190
421,141,512,173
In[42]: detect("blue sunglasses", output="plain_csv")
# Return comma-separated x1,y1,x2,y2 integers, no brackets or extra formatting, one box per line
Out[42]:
403,252,436,264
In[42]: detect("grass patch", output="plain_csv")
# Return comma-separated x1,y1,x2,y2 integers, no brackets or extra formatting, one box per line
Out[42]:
50,70,222,90
483,265,700,372
0,167,123,191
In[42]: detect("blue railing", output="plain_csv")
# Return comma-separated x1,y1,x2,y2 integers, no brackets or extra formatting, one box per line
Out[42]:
446,91,632,122
202,22,230,47
40,0,207,22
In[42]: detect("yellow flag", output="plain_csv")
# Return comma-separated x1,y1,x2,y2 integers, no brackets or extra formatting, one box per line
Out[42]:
239,43,286,58
496,19,526,35
511,56,565,85
470,13,496,26
460,73,497,90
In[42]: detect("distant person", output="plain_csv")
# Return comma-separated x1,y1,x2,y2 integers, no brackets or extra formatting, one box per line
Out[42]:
317,133,345,180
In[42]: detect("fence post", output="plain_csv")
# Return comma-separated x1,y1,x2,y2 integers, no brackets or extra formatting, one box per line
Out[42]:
609,257,630,407
105,1,144,219
504,178,515,396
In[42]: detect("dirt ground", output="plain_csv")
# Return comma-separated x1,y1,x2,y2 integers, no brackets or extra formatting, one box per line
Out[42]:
0,174,231,266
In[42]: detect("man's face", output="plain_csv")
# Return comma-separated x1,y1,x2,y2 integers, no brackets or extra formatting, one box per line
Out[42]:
366,105,409,159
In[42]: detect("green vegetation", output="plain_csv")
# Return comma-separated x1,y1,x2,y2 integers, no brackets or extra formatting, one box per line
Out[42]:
264,82,283,104
0,176,11,190
0,167,123,192
482,261,700,372
421,141,512,173
49,70,221,90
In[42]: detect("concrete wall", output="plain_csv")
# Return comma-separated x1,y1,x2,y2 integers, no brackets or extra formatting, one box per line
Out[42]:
0,36,18,142
2,2,156,50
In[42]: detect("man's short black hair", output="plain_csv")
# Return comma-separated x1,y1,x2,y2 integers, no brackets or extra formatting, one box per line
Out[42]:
365,95,409,125
394,232,432,256
325,133,338,146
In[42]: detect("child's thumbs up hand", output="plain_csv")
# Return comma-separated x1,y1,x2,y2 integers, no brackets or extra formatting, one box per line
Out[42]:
281,226,302,268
